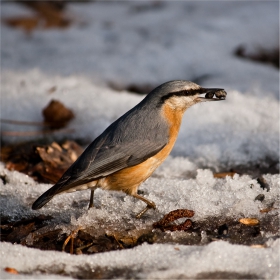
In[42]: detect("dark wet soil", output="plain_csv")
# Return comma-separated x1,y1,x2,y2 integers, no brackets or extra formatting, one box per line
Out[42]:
1,211,279,255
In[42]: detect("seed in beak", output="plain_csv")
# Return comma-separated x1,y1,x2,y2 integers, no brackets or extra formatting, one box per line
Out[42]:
215,90,227,99
205,92,214,99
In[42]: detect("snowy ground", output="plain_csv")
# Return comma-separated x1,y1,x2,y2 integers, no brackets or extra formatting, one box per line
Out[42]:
1,1,279,279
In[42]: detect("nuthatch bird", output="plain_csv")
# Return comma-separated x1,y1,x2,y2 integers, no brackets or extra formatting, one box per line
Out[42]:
32,80,226,218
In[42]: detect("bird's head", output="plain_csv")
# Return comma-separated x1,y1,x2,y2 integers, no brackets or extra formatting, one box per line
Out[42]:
146,80,227,111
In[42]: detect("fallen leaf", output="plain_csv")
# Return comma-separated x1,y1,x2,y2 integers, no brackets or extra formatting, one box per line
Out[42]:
153,209,194,232
239,218,259,226
3,17,39,34
250,244,266,248
260,207,277,213
1,140,83,183
42,99,74,129
4,267,18,274
2,1,71,33
254,194,265,202
119,236,137,247
34,141,83,183
6,223,35,243
214,172,236,178
257,177,270,191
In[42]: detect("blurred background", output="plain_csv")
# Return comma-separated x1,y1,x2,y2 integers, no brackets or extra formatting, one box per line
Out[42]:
1,0,279,94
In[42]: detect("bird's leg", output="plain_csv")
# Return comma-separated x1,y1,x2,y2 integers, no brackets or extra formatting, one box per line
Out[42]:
88,189,94,209
132,193,156,219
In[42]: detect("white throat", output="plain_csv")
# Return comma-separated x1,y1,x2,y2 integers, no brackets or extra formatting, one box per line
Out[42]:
164,94,200,111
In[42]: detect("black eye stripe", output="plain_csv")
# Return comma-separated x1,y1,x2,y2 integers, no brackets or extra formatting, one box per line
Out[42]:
160,88,204,103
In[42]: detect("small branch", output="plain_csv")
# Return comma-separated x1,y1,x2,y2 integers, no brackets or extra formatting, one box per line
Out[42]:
1,128,75,137
1,118,48,126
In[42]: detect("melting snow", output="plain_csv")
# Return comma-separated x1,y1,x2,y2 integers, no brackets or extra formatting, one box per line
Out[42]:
1,1,279,279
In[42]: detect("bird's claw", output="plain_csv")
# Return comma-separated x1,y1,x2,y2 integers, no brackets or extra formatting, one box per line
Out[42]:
135,204,156,219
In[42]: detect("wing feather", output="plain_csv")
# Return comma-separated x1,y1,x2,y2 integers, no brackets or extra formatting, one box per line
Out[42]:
34,104,169,201
45,137,167,196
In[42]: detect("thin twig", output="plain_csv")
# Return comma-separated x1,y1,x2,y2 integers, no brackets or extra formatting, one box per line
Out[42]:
1,128,74,137
75,241,95,254
62,226,83,253
1,118,49,126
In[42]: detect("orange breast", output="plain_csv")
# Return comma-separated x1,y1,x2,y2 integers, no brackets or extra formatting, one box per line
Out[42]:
100,104,184,195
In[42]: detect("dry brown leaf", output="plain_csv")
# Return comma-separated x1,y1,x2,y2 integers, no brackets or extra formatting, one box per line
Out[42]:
34,141,83,183
214,172,236,178
3,17,39,34
153,209,194,232
4,267,18,274
119,236,137,247
3,1,71,33
6,223,35,243
250,244,266,248
239,218,259,226
257,177,270,191
42,99,74,129
1,140,83,183
260,207,277,213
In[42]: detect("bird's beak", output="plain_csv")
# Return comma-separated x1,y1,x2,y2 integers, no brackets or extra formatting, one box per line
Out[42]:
198,88,227,101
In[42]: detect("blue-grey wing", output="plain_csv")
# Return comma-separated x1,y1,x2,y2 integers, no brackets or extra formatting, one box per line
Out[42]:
32,104,169,209
44,133,166,195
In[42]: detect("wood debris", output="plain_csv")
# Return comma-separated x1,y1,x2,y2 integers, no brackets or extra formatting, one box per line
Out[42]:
4,267,18,274
260,207,277,213
153,209,195,232
250,244,266,248
1,99,75,136
3,1,71,34
257,176,270,192
42,99,75,129
214,172,236,178
1,140,83,183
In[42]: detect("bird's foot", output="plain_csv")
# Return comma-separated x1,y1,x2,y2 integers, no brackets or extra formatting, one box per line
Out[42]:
132,192,156,218
88,189,95,209
88,202,94,209
135,203,156,219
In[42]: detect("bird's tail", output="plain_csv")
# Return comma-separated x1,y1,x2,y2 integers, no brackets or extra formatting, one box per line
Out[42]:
32,188,54,210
